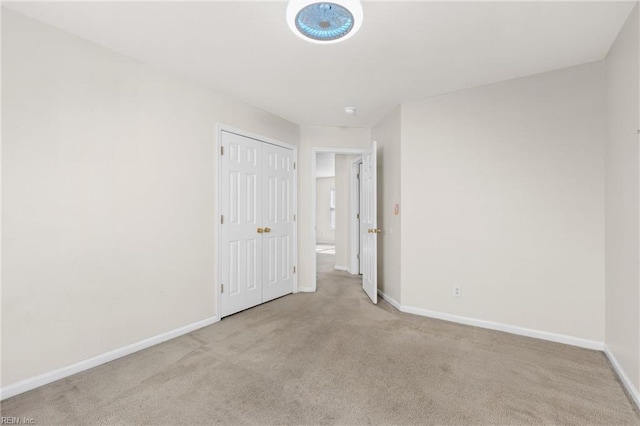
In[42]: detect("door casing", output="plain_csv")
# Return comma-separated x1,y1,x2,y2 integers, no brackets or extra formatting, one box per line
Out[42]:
350,157,363,275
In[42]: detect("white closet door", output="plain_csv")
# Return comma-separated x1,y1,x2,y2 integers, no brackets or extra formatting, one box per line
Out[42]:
262,142,295,302
220,131,263,317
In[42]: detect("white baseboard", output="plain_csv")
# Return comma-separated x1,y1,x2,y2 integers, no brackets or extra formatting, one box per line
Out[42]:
604,344,640,409
0,315,220,401
401,305,604,350
298,287,315,293
334,265,347,271
377,290,401,311
377,290,603,351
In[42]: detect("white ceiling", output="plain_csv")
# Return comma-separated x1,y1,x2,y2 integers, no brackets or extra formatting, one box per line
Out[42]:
3,1,635,128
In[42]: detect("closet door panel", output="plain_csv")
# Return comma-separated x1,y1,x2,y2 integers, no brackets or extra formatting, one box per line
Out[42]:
262,143,295,302
220,131,263,317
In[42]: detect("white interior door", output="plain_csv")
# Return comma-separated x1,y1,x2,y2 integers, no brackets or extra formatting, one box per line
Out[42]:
220,131,263,317
220,131,296,317
360,141,378,304
262,142,295,302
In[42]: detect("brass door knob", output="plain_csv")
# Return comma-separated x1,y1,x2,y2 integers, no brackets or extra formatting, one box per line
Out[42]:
375,228,381,234
257,227,264,233
264,227,271,233
367,228,373,233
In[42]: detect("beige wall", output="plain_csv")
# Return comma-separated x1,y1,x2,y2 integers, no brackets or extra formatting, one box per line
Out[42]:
298,126,371,290
372,107,402,302
605,3,640,390
315,177,336,244
401,62,606,342
1,10,299,387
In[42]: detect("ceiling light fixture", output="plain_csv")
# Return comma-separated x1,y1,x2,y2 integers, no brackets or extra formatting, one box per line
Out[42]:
286,0,363,44
344,106,356,115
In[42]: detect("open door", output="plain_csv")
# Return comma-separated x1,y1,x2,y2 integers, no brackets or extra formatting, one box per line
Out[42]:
360,141,378,304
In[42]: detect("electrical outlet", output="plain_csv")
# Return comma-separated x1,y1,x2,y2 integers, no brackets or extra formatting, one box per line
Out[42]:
453,286,462,297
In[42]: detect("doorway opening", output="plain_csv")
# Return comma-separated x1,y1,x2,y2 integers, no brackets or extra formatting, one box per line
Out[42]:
314,152,359,278
311,145,377,304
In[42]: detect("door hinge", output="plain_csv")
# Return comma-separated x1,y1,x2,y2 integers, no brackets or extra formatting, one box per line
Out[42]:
356,213,360,219
357,253,360,259
221,283,224,294
221,215,224,224
357,173,360,179
293,266,296,274
293,214,296,221
294,162,296,170
220,146,224,156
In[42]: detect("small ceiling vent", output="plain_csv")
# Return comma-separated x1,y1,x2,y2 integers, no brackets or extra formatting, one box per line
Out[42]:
287,1,363,44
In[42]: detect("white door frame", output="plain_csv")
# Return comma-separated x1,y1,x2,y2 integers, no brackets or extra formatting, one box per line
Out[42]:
215,123,298,319
311,147,367,292
350,157,363,275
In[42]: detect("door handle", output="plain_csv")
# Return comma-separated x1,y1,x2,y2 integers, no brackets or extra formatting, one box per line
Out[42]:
264,227,271,233
257,227,264,233
375,228,381,234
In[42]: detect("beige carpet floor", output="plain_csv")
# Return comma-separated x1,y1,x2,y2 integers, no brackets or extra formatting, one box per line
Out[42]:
1,250,639,425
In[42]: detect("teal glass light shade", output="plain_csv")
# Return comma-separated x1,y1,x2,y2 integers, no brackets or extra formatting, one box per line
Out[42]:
295,3,355,42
